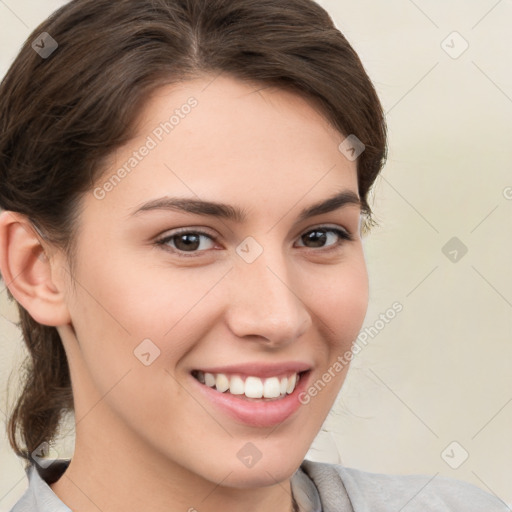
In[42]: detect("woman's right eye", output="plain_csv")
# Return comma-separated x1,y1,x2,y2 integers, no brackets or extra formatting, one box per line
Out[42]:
155,230,217,257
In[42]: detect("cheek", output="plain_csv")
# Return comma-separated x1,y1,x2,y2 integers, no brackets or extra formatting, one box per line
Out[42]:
65,248,228,389
63,251,168,391
307,252,369,349
69,245,201,340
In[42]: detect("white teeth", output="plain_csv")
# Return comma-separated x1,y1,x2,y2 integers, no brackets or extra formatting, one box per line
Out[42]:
280,377,288,395
204,372,216,387
245,376,263,398
215,373,230,392
229,375,245,395
263,377,281,398
286,373,297,394
195,371,302,399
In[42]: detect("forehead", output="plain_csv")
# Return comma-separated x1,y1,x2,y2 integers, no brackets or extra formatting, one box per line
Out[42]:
88,74,358,224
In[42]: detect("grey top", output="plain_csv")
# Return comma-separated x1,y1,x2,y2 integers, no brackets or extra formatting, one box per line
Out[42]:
9,458,510,512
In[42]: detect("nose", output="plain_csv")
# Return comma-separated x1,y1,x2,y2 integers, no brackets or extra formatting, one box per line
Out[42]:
224,248,312,347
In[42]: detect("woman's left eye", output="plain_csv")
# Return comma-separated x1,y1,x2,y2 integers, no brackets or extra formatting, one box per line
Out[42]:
155,226,354,257
295,227,354,249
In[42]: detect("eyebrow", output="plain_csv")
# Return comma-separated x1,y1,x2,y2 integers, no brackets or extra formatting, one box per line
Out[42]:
130,189,362,224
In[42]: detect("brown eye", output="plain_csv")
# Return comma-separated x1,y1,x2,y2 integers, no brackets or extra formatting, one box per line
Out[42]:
296,227,353,249
156,230,216,256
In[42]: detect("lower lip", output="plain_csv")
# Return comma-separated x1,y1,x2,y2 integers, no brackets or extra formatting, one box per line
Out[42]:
190,371,311,428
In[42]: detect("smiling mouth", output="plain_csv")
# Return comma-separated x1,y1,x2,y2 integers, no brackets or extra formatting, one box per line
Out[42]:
191,369,309,401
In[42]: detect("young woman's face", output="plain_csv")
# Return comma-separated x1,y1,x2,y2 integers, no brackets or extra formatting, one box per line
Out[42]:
57,74,368,487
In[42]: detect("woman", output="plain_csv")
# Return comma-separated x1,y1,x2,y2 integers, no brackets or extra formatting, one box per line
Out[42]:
0,0,507,511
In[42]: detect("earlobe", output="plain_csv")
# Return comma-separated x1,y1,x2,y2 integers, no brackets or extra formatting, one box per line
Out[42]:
0,210,71,327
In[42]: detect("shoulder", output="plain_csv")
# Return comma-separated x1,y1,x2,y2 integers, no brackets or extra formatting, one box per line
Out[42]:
300,459,510,512
9,462,72,512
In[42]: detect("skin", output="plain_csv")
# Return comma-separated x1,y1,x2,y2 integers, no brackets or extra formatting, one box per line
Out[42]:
0,74,369,512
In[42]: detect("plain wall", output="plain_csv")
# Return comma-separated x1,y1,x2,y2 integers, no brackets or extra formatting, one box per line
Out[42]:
1,0,511,510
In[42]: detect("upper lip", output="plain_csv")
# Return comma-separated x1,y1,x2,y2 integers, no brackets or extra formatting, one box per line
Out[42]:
192,362,312,379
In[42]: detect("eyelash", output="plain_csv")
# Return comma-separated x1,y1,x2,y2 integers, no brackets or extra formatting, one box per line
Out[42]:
155,225,355,258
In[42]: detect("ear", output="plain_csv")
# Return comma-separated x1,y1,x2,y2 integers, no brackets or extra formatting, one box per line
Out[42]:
0,210,71,326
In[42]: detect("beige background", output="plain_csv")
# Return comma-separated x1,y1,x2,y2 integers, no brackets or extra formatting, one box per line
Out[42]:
1,0,511,509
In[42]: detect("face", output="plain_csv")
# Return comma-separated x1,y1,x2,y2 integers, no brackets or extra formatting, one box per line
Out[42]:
56,74,368,488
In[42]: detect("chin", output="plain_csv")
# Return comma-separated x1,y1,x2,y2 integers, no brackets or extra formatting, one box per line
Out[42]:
202,449,307,489
221,465,298,489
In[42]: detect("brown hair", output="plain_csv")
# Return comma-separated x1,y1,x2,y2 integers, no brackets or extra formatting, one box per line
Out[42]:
0,0,387,465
